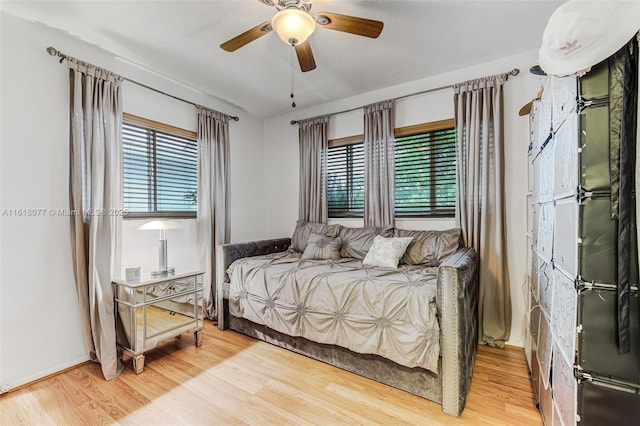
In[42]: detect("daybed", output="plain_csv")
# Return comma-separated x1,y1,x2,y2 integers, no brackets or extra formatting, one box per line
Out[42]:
216,222,479,416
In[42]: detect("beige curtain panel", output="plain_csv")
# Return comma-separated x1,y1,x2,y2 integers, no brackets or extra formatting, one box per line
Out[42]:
196,106,230,320
364,100,396,227
453,73,511,348
68,57,124,380
298,116,329,223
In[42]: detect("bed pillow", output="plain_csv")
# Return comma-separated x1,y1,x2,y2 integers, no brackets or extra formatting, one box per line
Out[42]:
338,226,394,259
362,236,413,269
290,220,340,253
301,233,342,260
394,228,461,266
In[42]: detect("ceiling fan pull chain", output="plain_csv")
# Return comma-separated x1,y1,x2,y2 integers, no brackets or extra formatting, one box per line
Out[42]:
290,46,296,108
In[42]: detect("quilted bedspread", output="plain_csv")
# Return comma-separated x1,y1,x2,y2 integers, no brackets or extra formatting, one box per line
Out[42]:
227,251,440,373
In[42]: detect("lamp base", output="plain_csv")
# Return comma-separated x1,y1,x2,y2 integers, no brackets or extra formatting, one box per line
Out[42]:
151,267,175,278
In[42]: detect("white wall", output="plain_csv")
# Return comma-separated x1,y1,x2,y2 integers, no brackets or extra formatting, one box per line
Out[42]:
0,9,544,390
0,11,265,390
263,50,544,347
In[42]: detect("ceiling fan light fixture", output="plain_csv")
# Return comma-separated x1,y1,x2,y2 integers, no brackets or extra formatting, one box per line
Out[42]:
271,8,316,46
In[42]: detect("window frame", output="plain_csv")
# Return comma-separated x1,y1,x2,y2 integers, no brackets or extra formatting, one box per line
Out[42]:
122,113,198,220
325,118,456,219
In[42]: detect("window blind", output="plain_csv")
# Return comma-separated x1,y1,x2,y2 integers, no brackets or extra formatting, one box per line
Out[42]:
123,121,198,218
394,128,456,217
326,142,365,217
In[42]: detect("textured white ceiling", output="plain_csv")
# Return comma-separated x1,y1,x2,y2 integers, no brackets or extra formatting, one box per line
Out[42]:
1,0,563,118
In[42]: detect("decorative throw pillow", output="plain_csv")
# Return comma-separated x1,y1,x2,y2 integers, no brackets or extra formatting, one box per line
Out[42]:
394,228,461,266
338,226,394,259
362,235,413,269
290,220,340,253
301,233,342,260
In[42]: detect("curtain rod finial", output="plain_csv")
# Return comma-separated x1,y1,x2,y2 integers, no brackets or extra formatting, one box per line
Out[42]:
510,68,520,76
291,120,299,125
46,47,58,56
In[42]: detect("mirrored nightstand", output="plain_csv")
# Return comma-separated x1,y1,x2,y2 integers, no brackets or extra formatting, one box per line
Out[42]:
112,271,204,374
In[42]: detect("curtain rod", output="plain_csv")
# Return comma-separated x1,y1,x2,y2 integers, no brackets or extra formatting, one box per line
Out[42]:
46,47,240,122
290,68,520,125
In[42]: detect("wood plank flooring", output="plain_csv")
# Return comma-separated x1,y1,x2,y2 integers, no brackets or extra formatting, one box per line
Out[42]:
1,320,542,425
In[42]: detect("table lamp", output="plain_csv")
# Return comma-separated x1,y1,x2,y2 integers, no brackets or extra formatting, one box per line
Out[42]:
137,220,182,277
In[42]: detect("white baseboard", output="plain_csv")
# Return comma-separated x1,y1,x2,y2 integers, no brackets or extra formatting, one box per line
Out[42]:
1,355,90,394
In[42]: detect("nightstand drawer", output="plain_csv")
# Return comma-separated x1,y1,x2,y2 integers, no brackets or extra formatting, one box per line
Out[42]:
142,276,198,303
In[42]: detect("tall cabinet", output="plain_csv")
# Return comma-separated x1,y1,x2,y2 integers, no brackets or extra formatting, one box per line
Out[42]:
528,58,640,425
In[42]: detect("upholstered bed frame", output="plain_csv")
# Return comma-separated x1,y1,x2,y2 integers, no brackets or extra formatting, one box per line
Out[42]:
216,238,479,416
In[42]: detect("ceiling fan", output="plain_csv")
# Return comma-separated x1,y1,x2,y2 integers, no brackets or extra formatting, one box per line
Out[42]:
220,0,384,72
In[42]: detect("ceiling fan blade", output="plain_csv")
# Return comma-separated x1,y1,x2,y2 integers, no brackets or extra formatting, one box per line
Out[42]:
315,12,383,38
295,41,317,72
220,21,272,52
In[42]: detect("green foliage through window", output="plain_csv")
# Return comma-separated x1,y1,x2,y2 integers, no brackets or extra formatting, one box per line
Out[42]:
325,123,457,218
394,128,456,217
326,143,364,217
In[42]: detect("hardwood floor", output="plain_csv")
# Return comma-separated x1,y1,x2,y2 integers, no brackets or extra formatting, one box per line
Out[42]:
1,321,542,425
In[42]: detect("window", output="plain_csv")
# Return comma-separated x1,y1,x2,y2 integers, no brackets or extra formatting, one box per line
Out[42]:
394,119,456,217
325,119,456,218
326,138,365,217
123,113,198,218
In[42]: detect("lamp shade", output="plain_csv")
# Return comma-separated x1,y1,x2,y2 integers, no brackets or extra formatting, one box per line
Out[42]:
137,220,183,231
271,8,316,46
